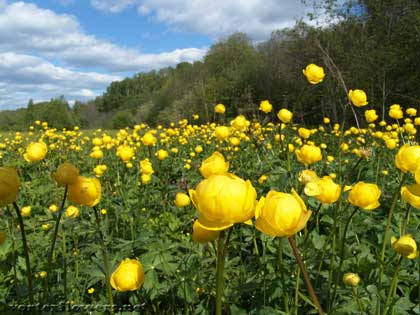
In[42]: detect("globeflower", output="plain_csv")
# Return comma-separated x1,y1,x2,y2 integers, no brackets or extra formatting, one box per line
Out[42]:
391,235,418,259
277,108,293,123
302,64,325,84
214,126,230,141
23,141,47,162
259,100,272,113
230,115,250,132
255,189,311,237
116,145,134,162
395,144,420,173
295,144,322,165
53,162,79,186
189,173,257,230
343,273,361,287
65,205,79,219
192,220,220,243
389,104,403,119
140,159,154,175
141,132,157,146
0,167,20,206
304,176,341,204
67,176,101,207
110,258,145,292
348,89,368,107
199,152,229,178
174,192,190,208
21,206,31,217
365,109,378,123
401,184,420,208
214,103,226,114
348,182,381,210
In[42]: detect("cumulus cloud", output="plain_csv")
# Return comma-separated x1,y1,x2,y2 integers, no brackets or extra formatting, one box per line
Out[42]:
0,1,207,109
90,0,314,40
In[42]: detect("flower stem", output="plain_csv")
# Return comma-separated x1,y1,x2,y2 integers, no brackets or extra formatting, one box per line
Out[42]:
12,202,33,304
45,185,67,301
93,205,114,314
277,238,290,313
384,257,402,315
215,230,228,315
288,236,324,315
376,173,407,315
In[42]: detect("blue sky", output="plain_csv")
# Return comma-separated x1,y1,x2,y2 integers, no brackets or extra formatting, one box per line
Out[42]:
0,0,315,110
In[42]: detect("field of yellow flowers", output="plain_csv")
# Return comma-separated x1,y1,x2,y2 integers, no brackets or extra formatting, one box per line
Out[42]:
0,64,419,314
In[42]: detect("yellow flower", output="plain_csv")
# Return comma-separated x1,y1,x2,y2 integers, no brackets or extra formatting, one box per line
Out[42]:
116,145,135,162
277,108,293,123
156,149,169,161
21,206,31,217
395,144,420,173
255,189,311,237
364,109,378,123
230,115,250,132
53,162,79,186
214,126,230,141
295,144,322,165
304,176,341,204
141,132,157,146
323,117,330,124
389,104,403,119
42,223,51,230
65,205,79,219
39,271,47,278
259,100,272,113
298,127,311,139
343,273,361,287
192,220,220,243
348,182,381,210
67,176,101,207
174,192,190,207
141,173,152,184
0,167,20,206
214,103,226,114
401,184,420,208
298,170,319,185
199,152,229,178
110,258,145,292
87,288,95,294
348,89,368,107
23,141,48,162
302,64,325,84
406,108,417,117
140,159,154,175
258,174,268,184
189,173,257,231
391,235,418,259
416,167,420,184
48,204,58,213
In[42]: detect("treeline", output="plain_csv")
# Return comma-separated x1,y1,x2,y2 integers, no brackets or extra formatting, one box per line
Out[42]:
1,0,419,130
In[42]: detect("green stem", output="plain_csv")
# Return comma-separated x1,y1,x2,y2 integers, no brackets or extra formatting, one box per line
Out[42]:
384,257,402,315
45,185,68,300
93,205,114,314
352,287,364,314
6,206,19,299
294,265,301,315
62,224,67,302
288,236,324,315
12,202,33,303
330,205,358,309
376,173,407,315
277,238,290,313
215,230,227,315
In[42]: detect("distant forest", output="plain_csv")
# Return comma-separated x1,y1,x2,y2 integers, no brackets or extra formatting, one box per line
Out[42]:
1,0,419,130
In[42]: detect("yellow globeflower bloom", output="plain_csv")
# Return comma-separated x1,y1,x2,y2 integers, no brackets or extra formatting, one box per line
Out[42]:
21,206,31,217
277,108,293,123
156,149,169,160
140,158,154,175
230,115,250,132
348,182,380,210
116,145,135,162
298,127,311,139
189,173,257,231
110,258,145,292
141,173,152,184
298,170,319,185
259,100,272,113
192,220,220,243
174,192,190,208
364,109,378,123
343,273,361,287
255,189,311,237
323,117,330,124
401,184,420,208
302,64,325,84
67,176,101,207
395,144,420,173
199,152,229,178
214,126,230,141
348,89,368,107
391,235,418,259
258,174,268,184
304,176,341,204
65,205,79,219
54,162,79,186
141,132,157,146
389,104,403,119
214,103,226,114
295,144,322,166
0,167,20,206
23,141,48,162
406,108,417,116
48,204,58,213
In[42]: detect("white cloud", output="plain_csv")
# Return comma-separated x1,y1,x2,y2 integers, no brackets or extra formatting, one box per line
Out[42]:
91,0,314,40
0,1,207,109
